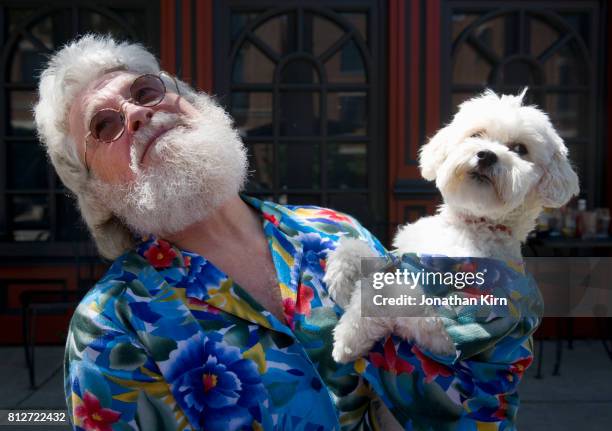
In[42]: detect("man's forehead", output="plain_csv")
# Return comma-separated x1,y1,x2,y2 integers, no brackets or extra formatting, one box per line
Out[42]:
83,70,136,102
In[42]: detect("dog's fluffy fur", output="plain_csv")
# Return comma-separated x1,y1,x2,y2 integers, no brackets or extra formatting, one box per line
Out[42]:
324,89,579,364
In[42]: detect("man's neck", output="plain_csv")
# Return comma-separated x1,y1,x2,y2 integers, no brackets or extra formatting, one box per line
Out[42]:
161,194,284,321
163,195,266,257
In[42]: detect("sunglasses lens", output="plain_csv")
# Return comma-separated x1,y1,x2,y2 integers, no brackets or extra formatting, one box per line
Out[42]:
90,109,124,142
131,75,165,107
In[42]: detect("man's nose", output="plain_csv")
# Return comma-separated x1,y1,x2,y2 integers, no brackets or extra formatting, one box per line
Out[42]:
476,150,498,168
124,103,154,133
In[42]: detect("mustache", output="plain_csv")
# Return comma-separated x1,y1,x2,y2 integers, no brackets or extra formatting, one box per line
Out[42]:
129,112,184,172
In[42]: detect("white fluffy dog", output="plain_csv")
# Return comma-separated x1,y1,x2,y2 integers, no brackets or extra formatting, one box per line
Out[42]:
324,89,579,364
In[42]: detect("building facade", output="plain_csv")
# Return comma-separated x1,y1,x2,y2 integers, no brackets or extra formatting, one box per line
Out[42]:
0,0,610,343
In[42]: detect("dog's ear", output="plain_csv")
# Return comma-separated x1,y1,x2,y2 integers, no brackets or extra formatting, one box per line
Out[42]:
419,125,452,181
538,150,579,208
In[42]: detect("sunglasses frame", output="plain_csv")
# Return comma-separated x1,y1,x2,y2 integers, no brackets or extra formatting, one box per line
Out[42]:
83,72,180,173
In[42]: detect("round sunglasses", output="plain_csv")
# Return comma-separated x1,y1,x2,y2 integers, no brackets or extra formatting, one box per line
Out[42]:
83,73,180,172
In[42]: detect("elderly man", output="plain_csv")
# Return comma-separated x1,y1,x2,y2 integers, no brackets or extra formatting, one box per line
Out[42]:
36,35,540,431
35,35,394,431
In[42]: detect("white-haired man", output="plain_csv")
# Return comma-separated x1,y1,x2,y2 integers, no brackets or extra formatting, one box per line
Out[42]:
36,35,542,431
35,35,395,431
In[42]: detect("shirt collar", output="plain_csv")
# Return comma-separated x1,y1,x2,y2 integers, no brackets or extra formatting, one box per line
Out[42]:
133,195,303,336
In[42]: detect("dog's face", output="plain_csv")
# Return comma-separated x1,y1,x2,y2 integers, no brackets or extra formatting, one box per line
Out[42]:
419,90,579,218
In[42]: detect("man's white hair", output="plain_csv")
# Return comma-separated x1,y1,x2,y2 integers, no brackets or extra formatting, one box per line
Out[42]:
34,34,195,259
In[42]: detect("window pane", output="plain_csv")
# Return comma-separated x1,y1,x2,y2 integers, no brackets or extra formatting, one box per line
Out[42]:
279,143,320,190
10,37,49,83
327,92,367,136
328,143,367,189
529,17,560,58
325,39,365,83
559,13,591,50
233,41,276,83
231,12,260,43
543,93,588,139
231,92,273,137
279,92,320,136
453,42,492,85
281,60,319,84
247,143,274,191
8,91,37,135
254,13,295,56
8,141,48,189
10,195,50,241
542,41,588,86
340,13,368,44
310,14,344,56
473,15,512,58
452,13,481,41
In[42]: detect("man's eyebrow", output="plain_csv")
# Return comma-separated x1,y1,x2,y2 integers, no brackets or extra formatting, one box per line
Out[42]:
82,94,116,130
81,77,132,130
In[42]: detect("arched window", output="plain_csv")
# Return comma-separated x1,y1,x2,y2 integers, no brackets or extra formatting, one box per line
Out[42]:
444,3,602,205
215,2,386,237
0,2,158,253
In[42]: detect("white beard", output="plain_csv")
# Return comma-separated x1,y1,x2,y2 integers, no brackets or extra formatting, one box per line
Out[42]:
91,95,247,237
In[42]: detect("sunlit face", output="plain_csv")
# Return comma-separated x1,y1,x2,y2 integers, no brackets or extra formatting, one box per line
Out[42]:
68,70,248,237
68,70,200,184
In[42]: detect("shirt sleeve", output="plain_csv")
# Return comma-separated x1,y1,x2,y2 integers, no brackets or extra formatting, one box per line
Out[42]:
64,287,193,431
327,219,542,428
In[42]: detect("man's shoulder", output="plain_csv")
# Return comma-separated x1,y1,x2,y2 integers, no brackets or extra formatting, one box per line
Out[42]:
75,251,156,317
263,200,366,235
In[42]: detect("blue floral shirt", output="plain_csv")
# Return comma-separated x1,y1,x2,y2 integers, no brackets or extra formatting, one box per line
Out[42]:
64,196,542,431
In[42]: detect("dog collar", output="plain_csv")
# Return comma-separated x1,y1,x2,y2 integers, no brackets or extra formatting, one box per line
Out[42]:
462,216,513,236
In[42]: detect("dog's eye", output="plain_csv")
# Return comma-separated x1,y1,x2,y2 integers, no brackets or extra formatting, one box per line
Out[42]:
470,130,485,139
509,143,528,156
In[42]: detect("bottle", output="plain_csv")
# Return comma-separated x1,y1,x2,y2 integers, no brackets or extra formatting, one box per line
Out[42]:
562,206,576,238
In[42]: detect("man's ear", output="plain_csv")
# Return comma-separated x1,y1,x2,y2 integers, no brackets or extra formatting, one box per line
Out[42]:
419,125,452,181
538,151,580,208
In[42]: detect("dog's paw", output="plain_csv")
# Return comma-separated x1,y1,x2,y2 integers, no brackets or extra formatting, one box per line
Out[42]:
332,338,358,363
332,317,365,363
324,238,375,307
412,317,456,357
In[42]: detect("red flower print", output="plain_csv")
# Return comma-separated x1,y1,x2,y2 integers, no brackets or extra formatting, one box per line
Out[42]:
282,284,315,329
187,297,221,314
492,394,509,421
263,213,279,226
75,391,121,431
315,208,352,223
295,284,314,315
283,297,297,329
459,262,478,273
411,345,453,383
369,338,415,375
509,357,533,379
144,239,177,269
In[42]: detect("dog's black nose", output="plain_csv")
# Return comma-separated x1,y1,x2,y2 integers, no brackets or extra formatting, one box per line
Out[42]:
476,150,498,167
